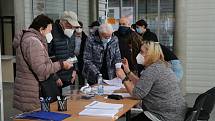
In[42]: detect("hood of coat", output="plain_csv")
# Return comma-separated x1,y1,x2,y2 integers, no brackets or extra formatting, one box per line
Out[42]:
13,28,46,49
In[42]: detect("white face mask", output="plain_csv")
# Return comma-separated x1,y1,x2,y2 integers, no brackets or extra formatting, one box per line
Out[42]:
45,33,53,43
136,53,145,65
64,29,74,38
76,28,82,33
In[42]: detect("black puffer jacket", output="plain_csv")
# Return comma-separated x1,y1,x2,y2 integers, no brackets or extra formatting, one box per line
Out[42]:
77,31,88,75
48,20,77,86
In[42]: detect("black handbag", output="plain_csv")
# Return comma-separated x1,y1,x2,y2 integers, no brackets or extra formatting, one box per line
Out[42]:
19,30,60,102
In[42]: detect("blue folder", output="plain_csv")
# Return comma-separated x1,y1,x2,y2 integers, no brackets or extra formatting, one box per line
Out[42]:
16,111,71,121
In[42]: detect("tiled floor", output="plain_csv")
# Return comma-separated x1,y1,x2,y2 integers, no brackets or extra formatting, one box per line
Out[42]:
1,82,215,121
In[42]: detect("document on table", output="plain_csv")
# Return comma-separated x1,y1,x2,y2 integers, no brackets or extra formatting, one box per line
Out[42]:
79,108,119,117
103,78,125,88
79,101,123,117
85,101,123,110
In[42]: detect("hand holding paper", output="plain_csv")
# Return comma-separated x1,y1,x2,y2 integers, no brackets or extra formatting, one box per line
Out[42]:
67,56,78,64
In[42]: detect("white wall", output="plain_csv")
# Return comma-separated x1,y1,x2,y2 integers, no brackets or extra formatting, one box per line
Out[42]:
77,0,89,34
14,0,25,33
175,0,187,94
24,0,32,29
176,0,215,93
0,54,4,121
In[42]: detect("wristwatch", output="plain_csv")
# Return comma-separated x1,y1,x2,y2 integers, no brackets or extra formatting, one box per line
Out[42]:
122,76,129,84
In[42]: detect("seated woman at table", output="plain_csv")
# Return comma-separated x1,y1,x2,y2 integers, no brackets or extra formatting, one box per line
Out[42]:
116,41,187,121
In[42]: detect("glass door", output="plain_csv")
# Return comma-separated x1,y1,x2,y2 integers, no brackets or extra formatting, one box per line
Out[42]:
107,0,135,31
137,0,175,50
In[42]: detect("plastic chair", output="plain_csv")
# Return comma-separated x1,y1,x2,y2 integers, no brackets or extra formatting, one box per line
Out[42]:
185,92,208,121
185,87,215,121
199,87,215,121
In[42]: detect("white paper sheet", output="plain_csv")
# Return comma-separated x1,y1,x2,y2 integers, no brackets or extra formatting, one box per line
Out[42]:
103,78,124,88
79,108,119,117
85,101,123,110
79,101,123,117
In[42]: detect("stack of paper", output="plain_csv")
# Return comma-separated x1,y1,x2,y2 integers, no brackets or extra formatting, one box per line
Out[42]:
79,108,119,117
79,101,123,117
85,101,123,110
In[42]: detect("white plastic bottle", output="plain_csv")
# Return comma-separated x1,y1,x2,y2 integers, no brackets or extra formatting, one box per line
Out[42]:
97,74,104,95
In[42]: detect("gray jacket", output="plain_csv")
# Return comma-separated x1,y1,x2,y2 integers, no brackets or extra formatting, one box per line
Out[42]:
82,33,121,85
133,61,187,121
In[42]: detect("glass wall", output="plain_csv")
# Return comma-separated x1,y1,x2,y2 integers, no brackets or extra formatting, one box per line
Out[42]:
122,0,135,24
32,0,65,20
32,0,78,21
138,0,175,50
108,0,175,50
108,0,135,31
32,0,89,34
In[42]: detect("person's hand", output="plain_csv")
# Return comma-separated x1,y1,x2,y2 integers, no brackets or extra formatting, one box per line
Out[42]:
121,58,130,73
63,61,73,70
71,71,77,84
56,79,63,87
116,68,126,80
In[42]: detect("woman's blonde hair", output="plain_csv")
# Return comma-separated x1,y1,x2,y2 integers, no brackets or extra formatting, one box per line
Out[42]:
141,41,165,66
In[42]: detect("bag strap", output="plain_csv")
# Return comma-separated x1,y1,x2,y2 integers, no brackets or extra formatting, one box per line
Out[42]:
19,30,41,84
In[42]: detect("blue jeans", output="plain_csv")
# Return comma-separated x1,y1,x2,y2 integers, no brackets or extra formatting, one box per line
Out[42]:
169,60,183,82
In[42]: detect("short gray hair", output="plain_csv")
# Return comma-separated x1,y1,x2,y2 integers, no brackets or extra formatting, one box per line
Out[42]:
98,23,113,33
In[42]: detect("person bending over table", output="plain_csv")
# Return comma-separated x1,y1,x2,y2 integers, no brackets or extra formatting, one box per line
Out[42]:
116,41,187,121
82,23,121,85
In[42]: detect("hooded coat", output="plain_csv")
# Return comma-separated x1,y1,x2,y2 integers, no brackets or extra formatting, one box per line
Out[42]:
13,28,61,112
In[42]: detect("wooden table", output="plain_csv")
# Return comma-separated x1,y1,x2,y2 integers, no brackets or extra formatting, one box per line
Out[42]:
14,94,139,121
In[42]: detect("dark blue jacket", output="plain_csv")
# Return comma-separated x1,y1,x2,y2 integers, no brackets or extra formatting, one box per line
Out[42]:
48,20,77,86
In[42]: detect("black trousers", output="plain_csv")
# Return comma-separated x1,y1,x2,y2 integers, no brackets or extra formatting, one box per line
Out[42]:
131,112,152,121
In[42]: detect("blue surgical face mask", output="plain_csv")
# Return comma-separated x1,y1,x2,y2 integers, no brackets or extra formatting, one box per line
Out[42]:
102,37,111,44
136,27,143,34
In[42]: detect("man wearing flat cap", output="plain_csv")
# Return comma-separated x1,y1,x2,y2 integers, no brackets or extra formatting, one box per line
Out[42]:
88,20,100,36
48,11,80,93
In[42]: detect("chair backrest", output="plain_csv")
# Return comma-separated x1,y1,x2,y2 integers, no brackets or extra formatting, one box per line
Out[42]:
199,87,215,120
185,111,198,121
185,92,208,121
